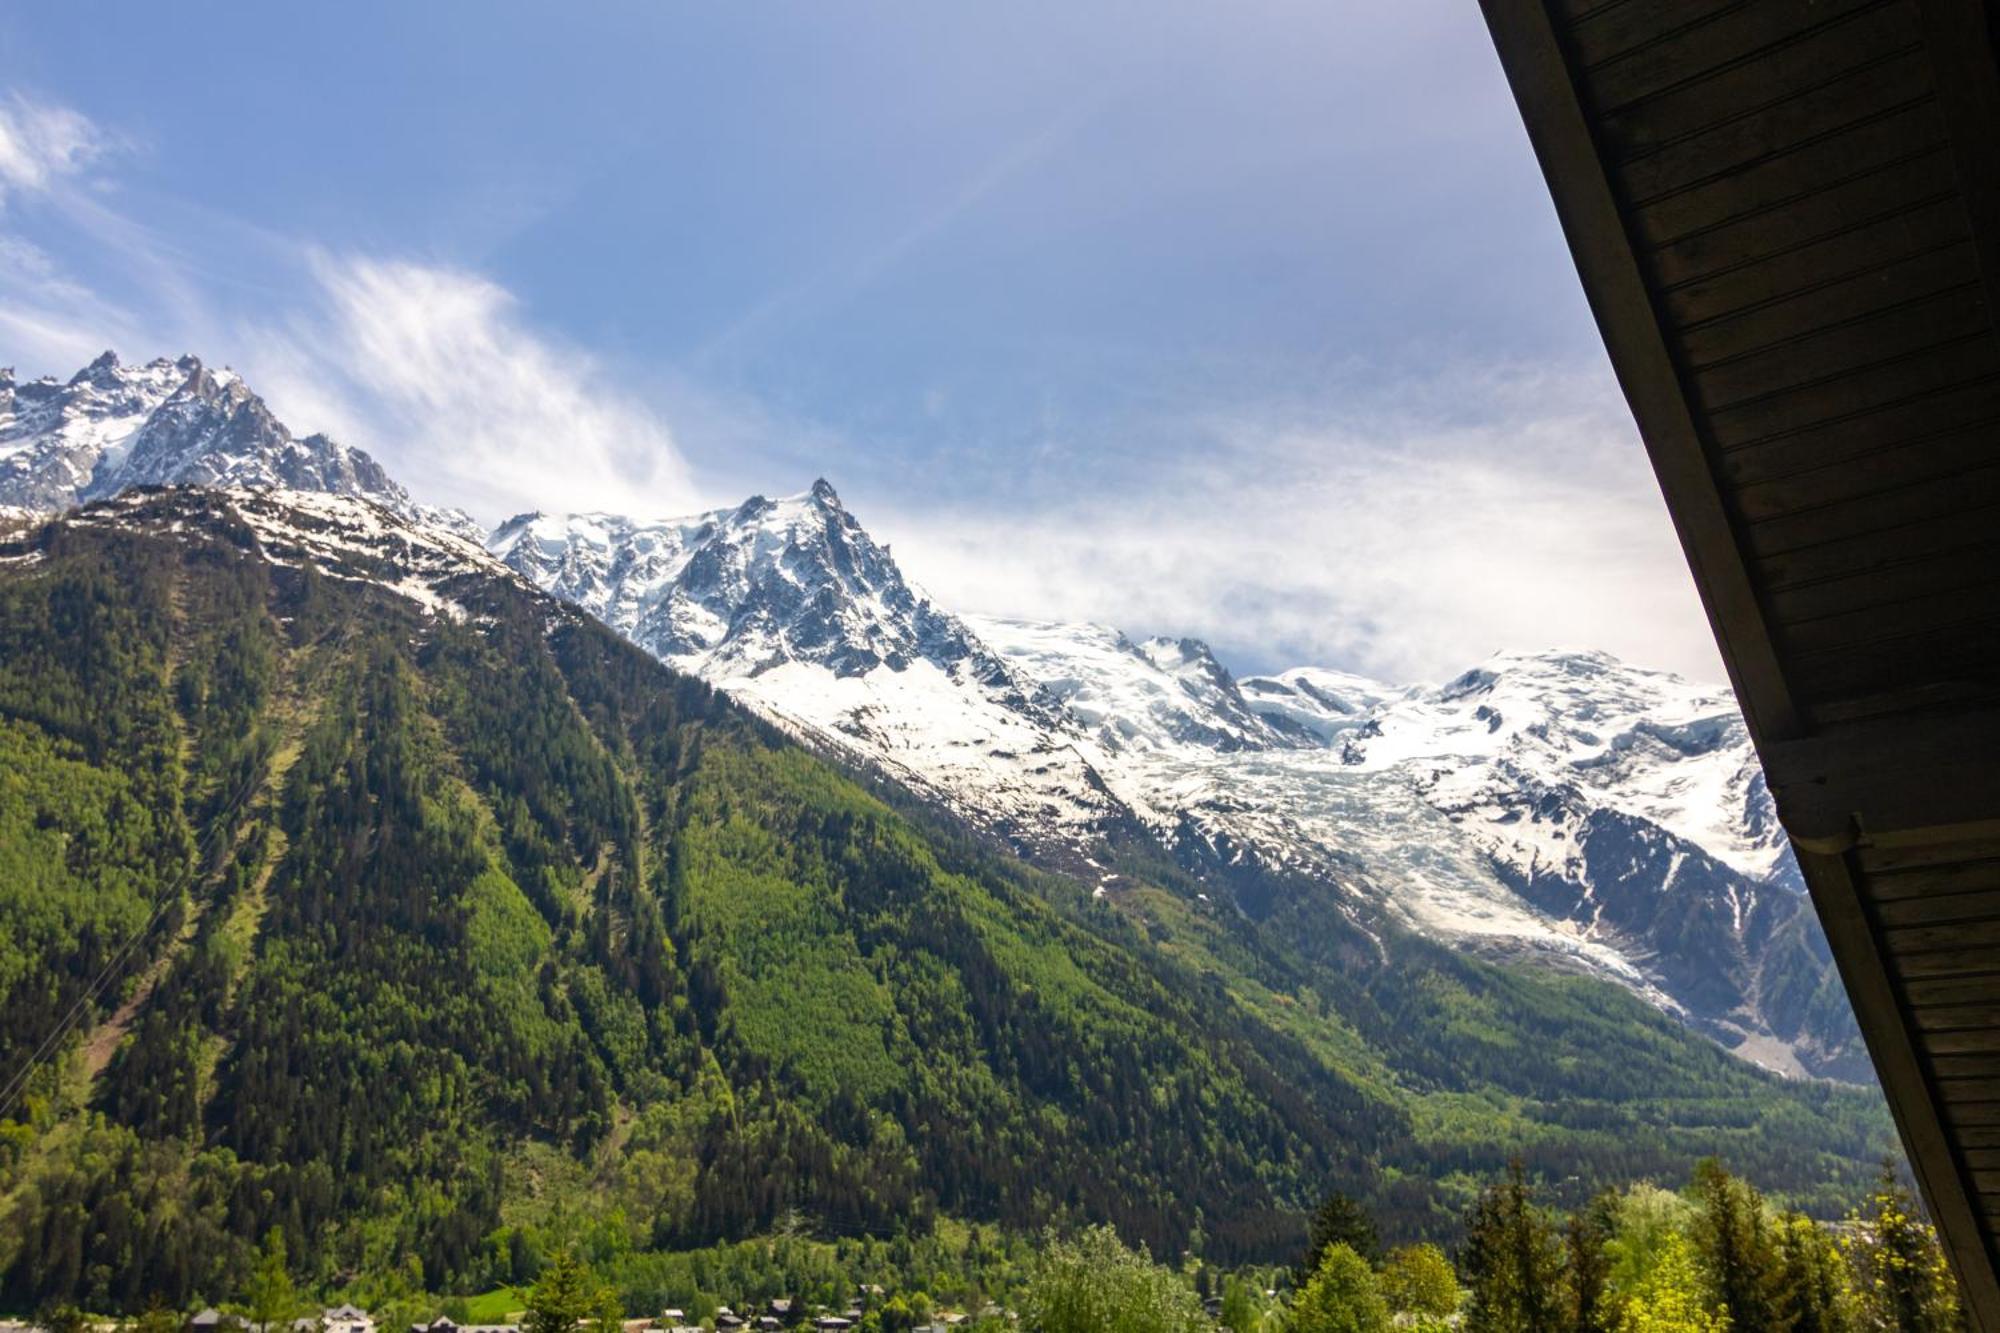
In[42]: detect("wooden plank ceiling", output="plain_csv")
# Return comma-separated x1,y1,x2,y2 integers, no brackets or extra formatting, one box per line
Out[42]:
1478,0,2000,1326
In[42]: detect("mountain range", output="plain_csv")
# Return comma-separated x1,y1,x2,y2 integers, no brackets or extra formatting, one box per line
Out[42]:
0,352,479,538
490,488,1856,1081
1,350,1862,1080
0,351,1890,1304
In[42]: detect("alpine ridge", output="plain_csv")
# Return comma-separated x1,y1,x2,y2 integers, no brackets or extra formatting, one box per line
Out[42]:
488,482,1123,859
0,351,478,537
0,352,1864,1080
498,484,1864,1081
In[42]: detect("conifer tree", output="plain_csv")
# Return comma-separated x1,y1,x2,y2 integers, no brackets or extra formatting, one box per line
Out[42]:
1690,1160,1778,1333
1567,1191,1617,1333
134,1298,184,1333
589,1279,623,1333
1463,1161,1567,1333
240,1230,298,1333
1294,1192,1382,1287
525,1250,596,1333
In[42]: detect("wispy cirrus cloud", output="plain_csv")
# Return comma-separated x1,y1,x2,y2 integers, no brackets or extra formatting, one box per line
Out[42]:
0,93,700,524
0,93,107,205
247,256,699,521
0,96,149,367
0,234,147,368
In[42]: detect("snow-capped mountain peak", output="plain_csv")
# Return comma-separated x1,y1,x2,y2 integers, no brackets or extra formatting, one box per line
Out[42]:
491,487,1131,856
497,485,1852,1076
966,618,1306,756
491,478,1017,685
0,351,480,539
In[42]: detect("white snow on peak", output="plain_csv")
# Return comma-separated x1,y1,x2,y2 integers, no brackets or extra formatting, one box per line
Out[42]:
969,618,1301,757
1319,648,1784,882
0,351,476,539
0,354,187,480
1239,666,1399,740
490,486,1125,858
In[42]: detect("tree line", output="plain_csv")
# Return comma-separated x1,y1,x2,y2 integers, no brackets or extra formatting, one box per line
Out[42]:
16,1159,1963,1333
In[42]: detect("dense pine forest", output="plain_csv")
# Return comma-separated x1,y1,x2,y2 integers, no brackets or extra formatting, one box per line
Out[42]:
0,491,1898,1313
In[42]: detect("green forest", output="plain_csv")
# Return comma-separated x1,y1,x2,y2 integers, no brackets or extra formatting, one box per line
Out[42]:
16,1160,1964,1333
0,492,1900,1313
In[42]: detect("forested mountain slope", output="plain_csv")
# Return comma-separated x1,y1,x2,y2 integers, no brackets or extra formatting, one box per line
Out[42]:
0,488,1889,1311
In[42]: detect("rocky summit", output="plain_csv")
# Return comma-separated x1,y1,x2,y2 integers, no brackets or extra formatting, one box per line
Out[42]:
0,350,478,537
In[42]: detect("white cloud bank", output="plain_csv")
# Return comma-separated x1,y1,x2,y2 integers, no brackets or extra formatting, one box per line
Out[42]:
882,363,1723,685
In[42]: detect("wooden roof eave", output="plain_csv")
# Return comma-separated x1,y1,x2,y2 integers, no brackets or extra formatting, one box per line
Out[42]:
1477,2,2000,1326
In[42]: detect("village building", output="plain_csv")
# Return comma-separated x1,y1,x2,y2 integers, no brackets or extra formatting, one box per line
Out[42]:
409,1318,516,1333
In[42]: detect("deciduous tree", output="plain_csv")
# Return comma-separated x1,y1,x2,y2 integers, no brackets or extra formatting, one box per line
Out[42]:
1769,1213,1852,1333
1842,1167,1958,1333
1289,1244,1389,1333
1614,1233,1724,1333
1380,1244,1460,1320
1021,1225,1210,1333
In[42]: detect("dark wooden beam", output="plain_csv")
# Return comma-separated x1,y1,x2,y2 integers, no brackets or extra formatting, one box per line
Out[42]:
1477,3,2000,1327
1919,0,2000,330
1762,709,2000,851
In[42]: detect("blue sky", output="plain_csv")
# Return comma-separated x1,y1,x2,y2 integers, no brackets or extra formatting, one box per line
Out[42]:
0,2,1720,681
